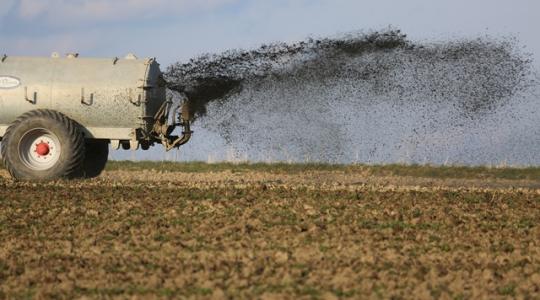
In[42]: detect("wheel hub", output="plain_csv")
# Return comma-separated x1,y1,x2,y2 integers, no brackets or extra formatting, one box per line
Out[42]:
35,141,50,156
19,128,61,171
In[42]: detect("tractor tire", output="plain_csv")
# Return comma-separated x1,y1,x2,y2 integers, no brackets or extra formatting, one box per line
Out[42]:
81,140,109,178
0,110,85,180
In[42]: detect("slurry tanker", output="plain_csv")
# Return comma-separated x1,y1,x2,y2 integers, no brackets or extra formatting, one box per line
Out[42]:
0,53,192,180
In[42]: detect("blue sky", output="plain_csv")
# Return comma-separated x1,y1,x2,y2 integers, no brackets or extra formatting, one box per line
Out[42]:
1,0,539,66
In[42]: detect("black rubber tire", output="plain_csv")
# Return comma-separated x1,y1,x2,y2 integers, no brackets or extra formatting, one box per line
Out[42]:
81,140,109,178
0,110,85,180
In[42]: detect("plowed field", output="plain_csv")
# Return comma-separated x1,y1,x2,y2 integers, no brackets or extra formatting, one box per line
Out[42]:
1,162,539,299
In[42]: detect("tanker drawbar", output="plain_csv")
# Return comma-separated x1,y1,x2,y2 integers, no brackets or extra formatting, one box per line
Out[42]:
0,53,193,180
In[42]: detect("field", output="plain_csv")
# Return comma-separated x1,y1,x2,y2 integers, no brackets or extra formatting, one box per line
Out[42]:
0,162,539,299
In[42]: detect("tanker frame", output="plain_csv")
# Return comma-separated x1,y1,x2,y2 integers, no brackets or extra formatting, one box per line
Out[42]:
0,53,192,180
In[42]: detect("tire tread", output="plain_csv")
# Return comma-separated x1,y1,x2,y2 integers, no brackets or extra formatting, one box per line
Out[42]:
1,109,85,179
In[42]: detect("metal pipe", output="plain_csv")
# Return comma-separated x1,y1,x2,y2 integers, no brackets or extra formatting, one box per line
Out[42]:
163,101,193,151
164,121,192,151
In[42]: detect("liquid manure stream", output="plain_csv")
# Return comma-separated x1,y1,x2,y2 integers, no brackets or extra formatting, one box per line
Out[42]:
165,29,538,165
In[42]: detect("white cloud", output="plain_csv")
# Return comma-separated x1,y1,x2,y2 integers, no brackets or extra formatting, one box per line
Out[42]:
16,0,239,24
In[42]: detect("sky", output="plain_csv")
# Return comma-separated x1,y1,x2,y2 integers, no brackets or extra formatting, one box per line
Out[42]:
1,0,540,66
1,0,539,165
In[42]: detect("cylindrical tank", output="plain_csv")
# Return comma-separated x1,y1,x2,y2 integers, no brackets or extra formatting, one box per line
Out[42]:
0,54,166,140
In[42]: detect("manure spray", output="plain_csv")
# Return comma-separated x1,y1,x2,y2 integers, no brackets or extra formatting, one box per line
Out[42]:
165,29,538,164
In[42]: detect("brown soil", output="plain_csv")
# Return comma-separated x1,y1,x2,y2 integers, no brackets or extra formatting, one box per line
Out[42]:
0,168,539,299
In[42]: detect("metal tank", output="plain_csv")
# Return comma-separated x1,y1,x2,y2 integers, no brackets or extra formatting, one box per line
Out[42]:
0,53,192,180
